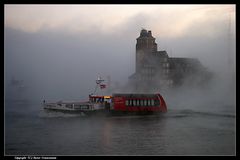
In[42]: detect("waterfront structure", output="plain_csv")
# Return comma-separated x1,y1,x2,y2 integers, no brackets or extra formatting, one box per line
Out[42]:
129,29,212,91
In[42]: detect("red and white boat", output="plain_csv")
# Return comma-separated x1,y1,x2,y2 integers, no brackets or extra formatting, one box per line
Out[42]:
43,77,167,115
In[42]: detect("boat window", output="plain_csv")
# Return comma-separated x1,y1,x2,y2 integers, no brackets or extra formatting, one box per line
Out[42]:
97,98,100,103
133,100,136,106
147,99,151,106
129,99,132,106
136,99,139,106
154,99,160,106
81,105,89,109
140,100,143,106
144,100,147,106
125,100,129,106
74,105,80,109
151,99,155,106
66,104,72,108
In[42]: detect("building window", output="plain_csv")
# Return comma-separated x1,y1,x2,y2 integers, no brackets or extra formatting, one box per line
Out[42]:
165,69,169,74
167,80,173,85
166,63,169,68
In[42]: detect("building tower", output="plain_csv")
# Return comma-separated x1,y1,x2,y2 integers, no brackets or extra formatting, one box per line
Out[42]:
136,29,157,73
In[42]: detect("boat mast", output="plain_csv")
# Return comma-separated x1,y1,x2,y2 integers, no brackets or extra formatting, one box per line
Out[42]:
92,76,104,95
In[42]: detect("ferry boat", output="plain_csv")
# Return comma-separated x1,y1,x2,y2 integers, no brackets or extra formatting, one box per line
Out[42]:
42,77,167,115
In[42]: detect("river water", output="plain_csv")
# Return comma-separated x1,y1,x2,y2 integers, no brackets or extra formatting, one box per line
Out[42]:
5,100,235,156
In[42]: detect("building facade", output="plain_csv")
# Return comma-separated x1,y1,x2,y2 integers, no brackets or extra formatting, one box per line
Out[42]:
129,29,212,92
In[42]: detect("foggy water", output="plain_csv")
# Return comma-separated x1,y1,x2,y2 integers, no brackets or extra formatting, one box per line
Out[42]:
5,101,235,156
4,4,236,156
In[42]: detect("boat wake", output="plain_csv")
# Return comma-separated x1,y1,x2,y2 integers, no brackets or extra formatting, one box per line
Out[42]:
38,110,86,118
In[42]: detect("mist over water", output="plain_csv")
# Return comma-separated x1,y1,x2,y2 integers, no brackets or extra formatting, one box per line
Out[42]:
4,20,235,107
4,5,235,155
4,27,135,103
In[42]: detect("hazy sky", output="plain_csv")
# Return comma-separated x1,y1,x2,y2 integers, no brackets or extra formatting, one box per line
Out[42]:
4,4,236,102
5,5,235,37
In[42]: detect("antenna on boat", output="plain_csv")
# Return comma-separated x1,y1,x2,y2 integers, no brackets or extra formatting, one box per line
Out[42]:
92,76,105,95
